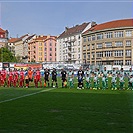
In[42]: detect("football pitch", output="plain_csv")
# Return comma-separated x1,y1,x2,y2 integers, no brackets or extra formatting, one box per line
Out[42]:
0,80,133,133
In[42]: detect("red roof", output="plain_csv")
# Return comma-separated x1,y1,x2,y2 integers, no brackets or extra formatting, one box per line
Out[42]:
8,38,19,43
35,36,47,41
83,19,133,34
13,34,29,42
58,22,89,38
0,27,6,33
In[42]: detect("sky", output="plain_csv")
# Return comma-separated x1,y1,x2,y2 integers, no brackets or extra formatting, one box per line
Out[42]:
0,0,133,38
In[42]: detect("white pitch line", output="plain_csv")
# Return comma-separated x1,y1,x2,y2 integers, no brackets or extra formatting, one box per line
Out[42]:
0,81,78,104
0,88,55,104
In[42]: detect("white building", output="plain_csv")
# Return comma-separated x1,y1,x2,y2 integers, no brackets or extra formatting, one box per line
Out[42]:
56,22,94,64
14,34,29,61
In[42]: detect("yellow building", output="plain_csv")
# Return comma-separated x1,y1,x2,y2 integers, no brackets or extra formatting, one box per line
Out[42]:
82,19,133,66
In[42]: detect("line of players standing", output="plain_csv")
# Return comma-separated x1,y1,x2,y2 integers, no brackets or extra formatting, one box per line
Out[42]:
0,67,58,88
0,66,133,90
76,66,133,90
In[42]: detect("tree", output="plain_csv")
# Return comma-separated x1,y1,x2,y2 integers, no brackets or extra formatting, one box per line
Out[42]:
0,47,17,62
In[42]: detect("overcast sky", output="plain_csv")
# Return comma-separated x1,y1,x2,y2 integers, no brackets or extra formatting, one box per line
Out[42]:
0,0,132,37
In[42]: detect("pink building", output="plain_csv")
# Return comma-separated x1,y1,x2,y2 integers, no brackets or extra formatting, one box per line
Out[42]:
28,35,57,63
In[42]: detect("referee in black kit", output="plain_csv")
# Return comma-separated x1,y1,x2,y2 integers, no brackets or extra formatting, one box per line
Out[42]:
51,68,58,88
61,68,67,88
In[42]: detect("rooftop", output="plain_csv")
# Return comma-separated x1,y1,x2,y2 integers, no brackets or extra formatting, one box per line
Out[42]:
83,18,133,34
0,27,6,33
58,22,89,38
8,38,19,43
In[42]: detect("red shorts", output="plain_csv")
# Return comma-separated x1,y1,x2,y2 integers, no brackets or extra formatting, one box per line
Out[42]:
36,76,40,82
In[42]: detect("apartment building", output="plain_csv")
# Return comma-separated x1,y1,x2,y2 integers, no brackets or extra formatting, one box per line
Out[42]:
28,35,57,63
0,28,8,48
57,22,93,64
82,19,133,65
14,34,29,61
8,38,19,56
23,34,36,62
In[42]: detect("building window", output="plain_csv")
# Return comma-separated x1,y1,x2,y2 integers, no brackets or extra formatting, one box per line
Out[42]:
44,43,46,46
105,51,112,57
114,50,123,57
83,46,86,50
88,36,91,41
97,43,102,48
78,54,80,59
39,57,42,61
114,31,123,38
92,44,95,49
125,30,132,37
83,37,86,42
73,48,74,52
92,61,95,65
39,43,42,46
50,58,52,61
105,32,113,38
91,52,95,58
105,42,112,47
50,48,52,51
126,50,131,57
97,33,103,40
126,40,131,46
73,55,74,59
50,43,52,46
45,48,47,51
78,48,80,52
92,35,95,41
125,60,131,65
39,47,42,51
88,53,90,58
96,52,103,58
50,53,52,56
83,54,86,59
115,41,123,47
114,60,123,65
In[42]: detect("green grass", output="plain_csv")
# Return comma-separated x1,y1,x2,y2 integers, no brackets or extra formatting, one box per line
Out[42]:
0,78,133,133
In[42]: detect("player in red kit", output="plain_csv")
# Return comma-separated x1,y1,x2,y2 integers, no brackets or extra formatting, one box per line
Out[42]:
19,68,25,87
34,72,38,88
1,69,7,87
7,69,13,87
13,69,19,87
36,68,42,87
0,71,4,86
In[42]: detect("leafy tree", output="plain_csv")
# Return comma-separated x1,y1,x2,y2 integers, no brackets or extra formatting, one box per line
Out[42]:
0,47,17,62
